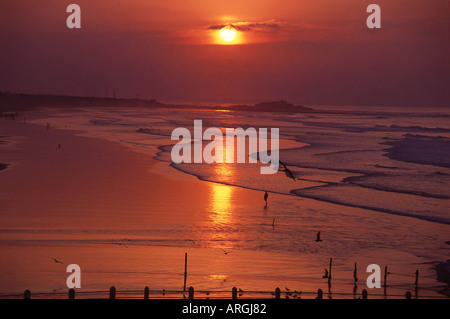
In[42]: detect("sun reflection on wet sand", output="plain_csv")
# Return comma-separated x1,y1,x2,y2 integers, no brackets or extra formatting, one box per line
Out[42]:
204,163,240,251
209,183,233,225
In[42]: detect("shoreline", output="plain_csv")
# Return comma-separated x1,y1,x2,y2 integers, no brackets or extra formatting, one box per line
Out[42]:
165,161,450,226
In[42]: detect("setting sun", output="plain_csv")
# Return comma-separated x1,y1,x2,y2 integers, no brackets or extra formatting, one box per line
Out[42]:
219,26,237,42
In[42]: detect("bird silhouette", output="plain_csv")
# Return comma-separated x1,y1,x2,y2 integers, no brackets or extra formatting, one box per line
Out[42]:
114,243,128,248
323,268,329,278
222,249,229,255
51,258,63,264
279,161,296,181
315,231,323,242
293,290,301,298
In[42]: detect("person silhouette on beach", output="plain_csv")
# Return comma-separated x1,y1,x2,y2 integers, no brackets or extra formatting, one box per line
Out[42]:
264,191,268,207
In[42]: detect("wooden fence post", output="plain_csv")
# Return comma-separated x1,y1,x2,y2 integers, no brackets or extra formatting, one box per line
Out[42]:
275,287,281,299
329,258,333,280
362,289,368,299
383,266,388,296
144,286,150,299
406,291,412,299
109,286,116,299
414,269,419,298
353,262,358,284
183,253,188,292
68,288,75,299
316,289,323,299
328,258,333,291
24,290,31,299
232,287,237,299
188,286,194,299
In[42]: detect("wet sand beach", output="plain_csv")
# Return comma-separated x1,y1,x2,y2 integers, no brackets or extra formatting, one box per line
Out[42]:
0,111,449,298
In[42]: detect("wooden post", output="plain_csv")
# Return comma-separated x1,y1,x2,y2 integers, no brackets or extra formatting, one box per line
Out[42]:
232,287,237,299
109,286,116,299
68,288,75,299
414,269,419,299
405,291,412,299
24,290,31,299
362,289,368,299
383,266,388,296
144,286,150,299
353,262,358,284
353,262,358,297
275,287,281,299
329,258,333,280
183,252,188,292
328,258,333,292
188,286,194,299
316,289,323,299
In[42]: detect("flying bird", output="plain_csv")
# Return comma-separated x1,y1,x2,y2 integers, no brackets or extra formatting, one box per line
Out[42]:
315,231,323,242
279,161,296,181
114,243,128,248
222,249,229,255
51,258,64,264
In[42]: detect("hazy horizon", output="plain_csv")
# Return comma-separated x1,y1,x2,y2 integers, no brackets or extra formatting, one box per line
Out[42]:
2,90,450,110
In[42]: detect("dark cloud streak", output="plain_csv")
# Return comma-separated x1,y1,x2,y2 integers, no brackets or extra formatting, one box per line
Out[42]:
208,20,280,32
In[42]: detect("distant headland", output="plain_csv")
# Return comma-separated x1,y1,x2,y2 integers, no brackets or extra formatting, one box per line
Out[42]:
0,92,318,113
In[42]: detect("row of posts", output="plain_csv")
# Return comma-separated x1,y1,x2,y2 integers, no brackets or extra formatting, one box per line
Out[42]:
22,258,419,300
23,286,416,299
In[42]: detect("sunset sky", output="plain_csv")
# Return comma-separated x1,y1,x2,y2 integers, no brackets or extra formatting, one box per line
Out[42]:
1,0,449,106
